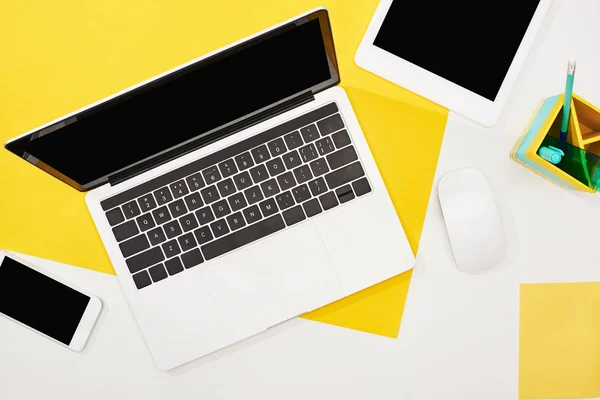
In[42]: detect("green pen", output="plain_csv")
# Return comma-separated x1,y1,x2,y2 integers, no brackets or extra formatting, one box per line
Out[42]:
560,59,576,146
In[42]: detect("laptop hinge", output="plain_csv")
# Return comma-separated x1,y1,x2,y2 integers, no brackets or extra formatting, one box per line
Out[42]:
108,91,315,187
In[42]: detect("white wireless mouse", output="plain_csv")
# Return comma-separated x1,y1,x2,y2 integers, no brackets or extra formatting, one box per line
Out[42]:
438,168,506,273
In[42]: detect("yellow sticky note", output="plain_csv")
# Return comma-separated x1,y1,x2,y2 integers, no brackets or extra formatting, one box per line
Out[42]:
520,282,600,400
0,0,447,337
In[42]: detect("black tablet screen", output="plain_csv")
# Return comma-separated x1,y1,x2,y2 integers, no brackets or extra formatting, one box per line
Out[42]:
374,1,541,101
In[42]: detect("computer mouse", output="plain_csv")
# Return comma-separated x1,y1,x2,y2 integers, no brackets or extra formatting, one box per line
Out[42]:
438,168,506,273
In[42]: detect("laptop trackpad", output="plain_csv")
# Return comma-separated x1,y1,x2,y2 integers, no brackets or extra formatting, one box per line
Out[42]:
201,224,342,339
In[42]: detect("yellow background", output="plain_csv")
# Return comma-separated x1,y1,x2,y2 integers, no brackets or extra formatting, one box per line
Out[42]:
3,1,600,397
520,282,600,400
0,0,447,337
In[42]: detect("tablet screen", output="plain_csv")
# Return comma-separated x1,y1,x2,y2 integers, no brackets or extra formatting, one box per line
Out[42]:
374,1,541,101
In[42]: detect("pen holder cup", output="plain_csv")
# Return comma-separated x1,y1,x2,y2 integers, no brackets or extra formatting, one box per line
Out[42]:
511,93,600,192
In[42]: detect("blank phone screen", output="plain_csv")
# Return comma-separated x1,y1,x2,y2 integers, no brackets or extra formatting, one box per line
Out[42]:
0,256,90,345
373,1,541,101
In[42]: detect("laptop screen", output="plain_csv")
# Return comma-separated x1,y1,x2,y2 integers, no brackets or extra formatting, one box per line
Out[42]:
5,10,338,191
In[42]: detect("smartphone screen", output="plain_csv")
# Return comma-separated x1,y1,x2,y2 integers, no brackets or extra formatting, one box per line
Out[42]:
0,255,91,345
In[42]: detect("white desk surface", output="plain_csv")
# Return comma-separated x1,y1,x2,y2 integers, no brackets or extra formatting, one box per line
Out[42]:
2,1,600,399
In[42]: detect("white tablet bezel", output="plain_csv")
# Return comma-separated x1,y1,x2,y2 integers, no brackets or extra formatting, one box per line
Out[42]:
355,0,553,127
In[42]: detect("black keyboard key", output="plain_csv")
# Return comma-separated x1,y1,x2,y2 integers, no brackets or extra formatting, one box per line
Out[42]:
228,192,247,212
133,270,152,289
251,145,271,163
218,159,238,178
249,164,269,183
212,199,231,219
184,192,204,211
275,191,295,210
319,192,339,210
325,161,365,189
113,220,139,242
282,205,306,226
168,199,187,218
178,232,197,252
126,247,164,274
266,157,286,176
162,239,181,258
217,178,236,197
195,206,215,226
181,248,204,269
179,213,199,232
137,194,157,213
336,185,355,203
120,234,150,258
106,208,125,226
303,198,322,218
293,165,313,184
292,184,311,203
194,226,214,245
202,166,222,184
148,227,167,246
327,146,358,170
308,177,328,196
227,212,246,231
260,178,280,198
136,213,155,232
186,173,205,192
332,129,352,148
122,201,141,219
234,171,253,190
202,214,285,261
149,264,168,282
268,137,287,156
163,220,182,239
282,150,302,169
317,114,344,136
153,187,173,205
309,158,330,177
315,136,335,156
244,185,264,205
284,131,303,150
165,257,184,275
210,219,230,238
243,205,262,224
170,180,189,199
259,198,278,217
277,171,296,191
235,152,255,170
152,206,171,225
299,144,318,163
200,185,220,204
300,124,320,142
352,177,372,196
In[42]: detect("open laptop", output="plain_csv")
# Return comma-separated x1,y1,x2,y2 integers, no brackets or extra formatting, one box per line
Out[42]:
4,8,414,370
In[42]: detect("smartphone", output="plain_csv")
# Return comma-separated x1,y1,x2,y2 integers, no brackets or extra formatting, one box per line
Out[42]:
0,251,102,351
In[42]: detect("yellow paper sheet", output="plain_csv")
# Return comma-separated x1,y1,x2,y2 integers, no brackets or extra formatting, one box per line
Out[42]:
520,282,600,400
0,0,447,337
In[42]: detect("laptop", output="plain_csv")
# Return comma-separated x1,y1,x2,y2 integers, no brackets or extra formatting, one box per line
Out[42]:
4,8,414,370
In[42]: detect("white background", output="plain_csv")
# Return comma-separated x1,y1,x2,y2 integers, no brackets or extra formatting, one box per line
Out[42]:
2,0,600,399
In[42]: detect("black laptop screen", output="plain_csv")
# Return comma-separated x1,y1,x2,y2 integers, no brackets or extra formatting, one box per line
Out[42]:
5,11,338,190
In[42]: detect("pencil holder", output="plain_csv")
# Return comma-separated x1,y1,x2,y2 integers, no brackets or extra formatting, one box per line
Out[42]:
511,93,600,192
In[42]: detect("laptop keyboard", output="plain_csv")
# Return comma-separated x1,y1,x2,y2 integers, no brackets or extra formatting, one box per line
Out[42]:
101,103,372,290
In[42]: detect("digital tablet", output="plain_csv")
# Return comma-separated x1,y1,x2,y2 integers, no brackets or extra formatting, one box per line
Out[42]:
355,0,553,126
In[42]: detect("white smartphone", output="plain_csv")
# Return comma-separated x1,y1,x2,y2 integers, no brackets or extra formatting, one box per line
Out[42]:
0,251,102,351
